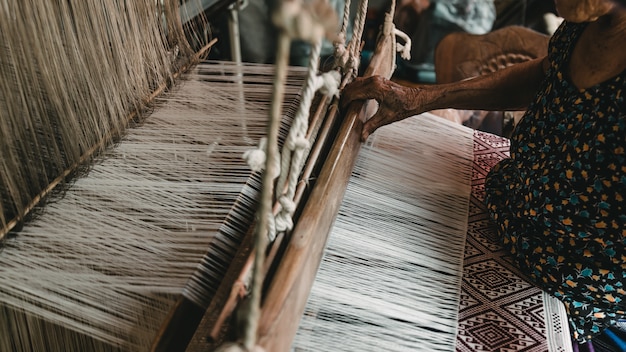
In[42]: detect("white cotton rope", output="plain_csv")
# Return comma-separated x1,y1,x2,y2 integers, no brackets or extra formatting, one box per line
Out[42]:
394,28,412,61
292,113,475,351
334,0,352,70
243,137,269,173
241,29,292,352
0,61,307,352
274,38,341,237
341,0,368,78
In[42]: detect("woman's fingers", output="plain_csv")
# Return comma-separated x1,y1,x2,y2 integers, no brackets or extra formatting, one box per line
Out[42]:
340,76,416,141
361,113,383,141
361,108,398,141
340,76,387,109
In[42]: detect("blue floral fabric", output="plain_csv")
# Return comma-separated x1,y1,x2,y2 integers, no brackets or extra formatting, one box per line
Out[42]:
485,21,626,343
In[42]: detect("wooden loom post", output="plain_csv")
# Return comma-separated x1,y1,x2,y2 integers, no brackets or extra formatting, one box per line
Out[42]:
255,32,396,351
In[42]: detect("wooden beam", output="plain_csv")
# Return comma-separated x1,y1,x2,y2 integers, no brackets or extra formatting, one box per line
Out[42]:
256,32,396,352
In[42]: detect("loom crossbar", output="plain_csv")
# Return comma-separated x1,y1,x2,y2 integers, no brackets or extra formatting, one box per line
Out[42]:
185,30,397,352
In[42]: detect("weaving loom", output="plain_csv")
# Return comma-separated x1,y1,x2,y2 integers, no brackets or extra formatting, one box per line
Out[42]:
0,0,573,351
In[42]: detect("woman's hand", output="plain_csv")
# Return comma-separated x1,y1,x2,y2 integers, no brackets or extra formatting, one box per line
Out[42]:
341,76,424,141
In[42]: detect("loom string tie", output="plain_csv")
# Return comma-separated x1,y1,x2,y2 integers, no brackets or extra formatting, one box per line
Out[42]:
267,212,278,242
275,196,295,233
274,0,361,239
394,27,412,60
377,0,410,75
318,70,342,97
344,0,368,79
240,16,294,352
239,1,338,350
274,45,340,239
239,0,375,348
242,137,281,180
242,137,267,173
333,32,349,69
380,3,411,65
333,0,351,70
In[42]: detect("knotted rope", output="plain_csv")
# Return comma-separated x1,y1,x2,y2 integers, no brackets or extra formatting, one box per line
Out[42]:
237,1,338,351
237,0,414,350
273,40,340,237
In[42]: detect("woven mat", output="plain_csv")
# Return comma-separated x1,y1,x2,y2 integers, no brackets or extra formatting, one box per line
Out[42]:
455,131,569,352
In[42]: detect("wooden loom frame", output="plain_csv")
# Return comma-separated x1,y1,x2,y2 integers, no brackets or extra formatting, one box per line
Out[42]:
151,6,395,351
0,1,397,350
151,5,400,351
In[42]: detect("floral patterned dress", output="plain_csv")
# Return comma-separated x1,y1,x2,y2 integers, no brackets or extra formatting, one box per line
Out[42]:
484,21,626,343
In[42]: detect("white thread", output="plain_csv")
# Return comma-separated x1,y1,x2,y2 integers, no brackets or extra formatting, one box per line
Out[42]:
243,137,268,172
275,37,326,238
0,61,310,351
333,0,351,69
339,0,368,78
394,28,412,60
293,113,475,351
319,70,342,97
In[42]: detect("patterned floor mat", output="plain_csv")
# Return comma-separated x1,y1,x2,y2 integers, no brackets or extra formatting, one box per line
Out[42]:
456,131,570,352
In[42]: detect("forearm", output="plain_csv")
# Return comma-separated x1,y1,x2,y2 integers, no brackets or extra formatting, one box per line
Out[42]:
413,56,548,113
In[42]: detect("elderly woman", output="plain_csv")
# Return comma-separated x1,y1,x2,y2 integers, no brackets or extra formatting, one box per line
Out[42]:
342,0,626,345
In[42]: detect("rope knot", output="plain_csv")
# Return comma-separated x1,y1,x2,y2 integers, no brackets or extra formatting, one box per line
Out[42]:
278,195,296,214
243,137,281,179
272,0,338,43
242,137,267,172
394,28,412,61
275,211,293,233
319,70,341,97
274,196,296,232
286,135,310,151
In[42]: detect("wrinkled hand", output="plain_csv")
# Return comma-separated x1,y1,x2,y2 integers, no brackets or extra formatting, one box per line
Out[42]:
341,76,424,141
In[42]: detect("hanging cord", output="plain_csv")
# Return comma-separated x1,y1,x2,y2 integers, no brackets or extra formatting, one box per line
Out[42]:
345,0,368,80
333,0,351,69
234,3,296,351
244,30,289,352
273,38,341,238
235,1,338,351
233,0,415,350
394,27,412,60
382,0,412,73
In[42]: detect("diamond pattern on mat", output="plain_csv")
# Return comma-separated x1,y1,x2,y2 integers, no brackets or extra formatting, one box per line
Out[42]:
503,295,547,332
458,310,542,352
467,219,502,251
472,177,489,202
463,259,533,300
456,131,549,352
459,285,482,312
464,238,483,260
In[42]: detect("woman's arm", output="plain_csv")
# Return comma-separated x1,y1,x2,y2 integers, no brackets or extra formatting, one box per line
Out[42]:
341,55,549,141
